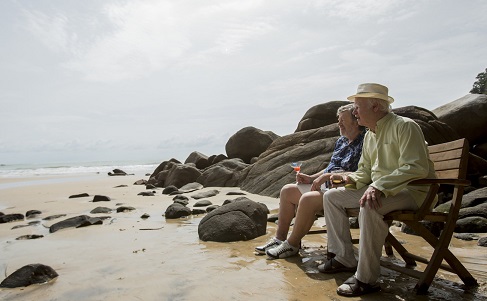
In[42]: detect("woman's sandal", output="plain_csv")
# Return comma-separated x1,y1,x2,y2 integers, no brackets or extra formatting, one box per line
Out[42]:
337,276,381,297
317,258,357,274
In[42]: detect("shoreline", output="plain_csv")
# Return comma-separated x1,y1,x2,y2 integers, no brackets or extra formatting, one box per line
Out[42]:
0,174,486,300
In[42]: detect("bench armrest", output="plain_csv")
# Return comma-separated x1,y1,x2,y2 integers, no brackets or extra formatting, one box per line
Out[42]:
409,178,471,186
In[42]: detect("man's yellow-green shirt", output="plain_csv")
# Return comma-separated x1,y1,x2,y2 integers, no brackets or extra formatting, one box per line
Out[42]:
348,112,436,207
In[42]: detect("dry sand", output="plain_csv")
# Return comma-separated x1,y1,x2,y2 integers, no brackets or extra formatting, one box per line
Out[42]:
0,173,486,301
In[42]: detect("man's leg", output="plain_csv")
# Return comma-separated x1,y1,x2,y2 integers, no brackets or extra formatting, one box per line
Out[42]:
355,189,418,284
287,191,323,248
323,187,365,268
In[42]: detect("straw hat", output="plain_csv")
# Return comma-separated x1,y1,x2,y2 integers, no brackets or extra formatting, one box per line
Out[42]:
347,83,394,104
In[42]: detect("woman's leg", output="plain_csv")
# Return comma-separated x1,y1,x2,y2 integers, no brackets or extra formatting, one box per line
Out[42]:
275,183,302,241
287,191,323,247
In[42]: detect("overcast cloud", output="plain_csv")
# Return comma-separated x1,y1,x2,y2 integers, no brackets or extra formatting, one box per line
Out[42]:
1,0,486,164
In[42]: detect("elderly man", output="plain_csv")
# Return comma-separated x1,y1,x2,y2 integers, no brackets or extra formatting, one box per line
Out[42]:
321,83,436,297
255,104,365,259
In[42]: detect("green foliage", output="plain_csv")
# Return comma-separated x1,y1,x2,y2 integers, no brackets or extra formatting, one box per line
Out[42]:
470,68,487,94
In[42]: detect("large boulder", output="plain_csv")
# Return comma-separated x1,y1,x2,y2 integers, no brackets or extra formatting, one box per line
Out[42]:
198,197,268,242
185,151,210,170
148,158,181,183
295,100,349,132
225,126,279,163
432,94,487,146
239,124,339,197
197,159,248,187
162,163,202,188
392,106,460,145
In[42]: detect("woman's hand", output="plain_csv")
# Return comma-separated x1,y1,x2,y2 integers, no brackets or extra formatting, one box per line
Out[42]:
310,174,327,191
296,173,312,184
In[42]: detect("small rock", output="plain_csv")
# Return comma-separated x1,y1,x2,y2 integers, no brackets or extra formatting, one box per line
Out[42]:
173,195,189,201
26,210,42,218
16,234,44,240
69,193,89,198
50,215,103,233
140,213,150,219
194,200,212,207
226,191,246,196
93,195,111,202
163,186,179,195
117,206,136,213
165,203,191,219
192,208,206,215
179,182,204,193
114,185,128,188
90,207,112,214
0,213,24,223
191,189,220,200
454,233,479,241
138,191,155,196
267,213,279,223
0,264,58,288
42,214,66,221
108,169,129,176
134,179,147,185
478,237,487,247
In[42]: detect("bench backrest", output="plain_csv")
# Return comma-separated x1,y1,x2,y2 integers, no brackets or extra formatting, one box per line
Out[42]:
428,138,469,180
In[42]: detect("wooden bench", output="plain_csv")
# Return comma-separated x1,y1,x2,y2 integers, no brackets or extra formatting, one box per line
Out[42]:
309,138,478,294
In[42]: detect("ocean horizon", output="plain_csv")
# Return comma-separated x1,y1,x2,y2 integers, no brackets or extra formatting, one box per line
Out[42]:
0,160,161,191
0,160,160,178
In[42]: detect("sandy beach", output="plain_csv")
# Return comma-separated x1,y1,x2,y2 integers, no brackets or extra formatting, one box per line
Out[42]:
1,173,486,301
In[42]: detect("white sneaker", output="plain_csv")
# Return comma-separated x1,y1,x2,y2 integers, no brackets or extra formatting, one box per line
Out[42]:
255,237,282,254
266,240,299,259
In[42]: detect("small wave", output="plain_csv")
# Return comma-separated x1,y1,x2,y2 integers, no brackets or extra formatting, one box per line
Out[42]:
0,162,158,178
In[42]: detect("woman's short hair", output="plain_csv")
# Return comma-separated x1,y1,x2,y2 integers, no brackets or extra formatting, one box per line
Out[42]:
336,103,355,117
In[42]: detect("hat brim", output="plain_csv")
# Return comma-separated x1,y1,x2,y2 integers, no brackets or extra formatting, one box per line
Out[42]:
347,93,394,104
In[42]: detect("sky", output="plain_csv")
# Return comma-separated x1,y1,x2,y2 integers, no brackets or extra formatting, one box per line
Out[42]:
1,0,486,165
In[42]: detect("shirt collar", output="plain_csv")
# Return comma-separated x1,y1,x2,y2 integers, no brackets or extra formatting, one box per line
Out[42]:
375,112,394,133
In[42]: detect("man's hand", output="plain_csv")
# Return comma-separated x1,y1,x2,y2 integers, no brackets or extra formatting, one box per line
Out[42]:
359,186,383,209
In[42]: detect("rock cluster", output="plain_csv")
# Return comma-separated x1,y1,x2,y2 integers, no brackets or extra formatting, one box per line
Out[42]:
147,94,487,240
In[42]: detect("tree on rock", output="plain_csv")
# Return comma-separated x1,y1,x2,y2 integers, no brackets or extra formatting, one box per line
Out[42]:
470,68,487,94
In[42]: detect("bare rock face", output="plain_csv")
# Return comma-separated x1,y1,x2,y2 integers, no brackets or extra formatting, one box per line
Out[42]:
239,105,460,197
197,159,248,187
198,197,268,242
225,126,279,164
0,264,58,288
432,94,487,145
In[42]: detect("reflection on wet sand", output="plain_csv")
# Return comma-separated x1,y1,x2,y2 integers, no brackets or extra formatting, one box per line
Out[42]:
0,177,486,301
262,223,487,301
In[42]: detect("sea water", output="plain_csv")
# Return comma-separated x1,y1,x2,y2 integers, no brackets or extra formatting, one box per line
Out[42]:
0,160,160,190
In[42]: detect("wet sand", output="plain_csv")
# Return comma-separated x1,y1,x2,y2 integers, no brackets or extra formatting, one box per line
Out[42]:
0,174,486,300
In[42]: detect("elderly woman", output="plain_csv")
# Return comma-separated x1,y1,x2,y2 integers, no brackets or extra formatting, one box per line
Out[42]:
255,103,366,259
